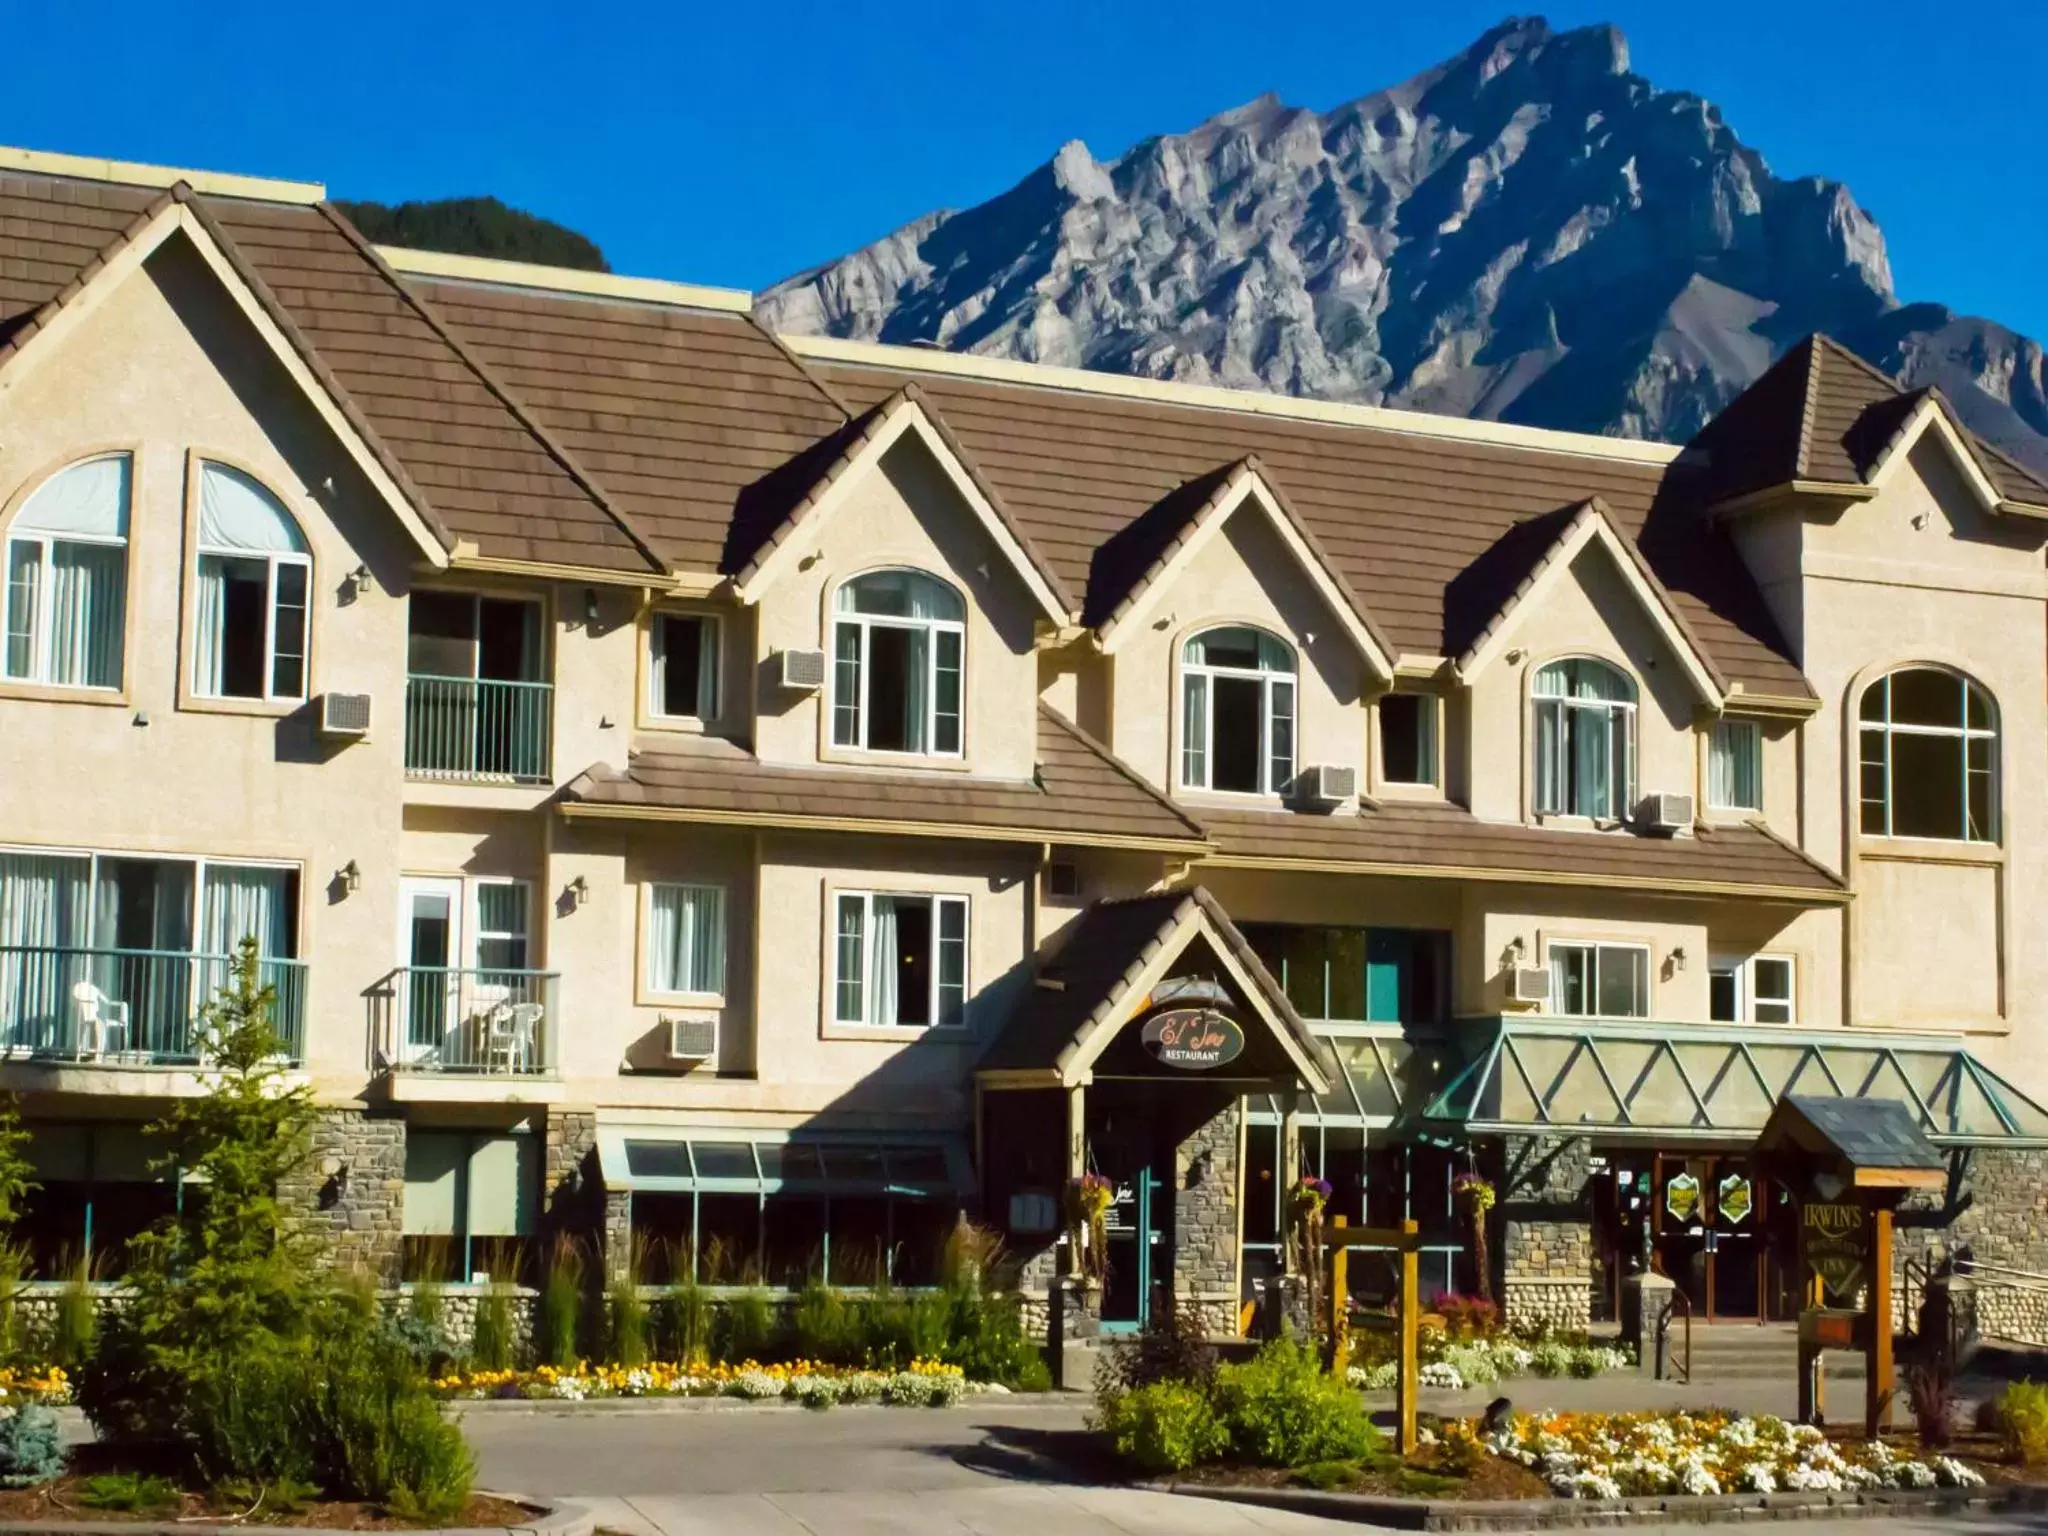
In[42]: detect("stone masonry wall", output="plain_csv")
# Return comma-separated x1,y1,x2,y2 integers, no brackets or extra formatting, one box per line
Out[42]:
281,1107,406,1283
543,1108,628,1278
1498,1134,1594,1332
1895,1147,2048,1346
1171,1100,1241,1336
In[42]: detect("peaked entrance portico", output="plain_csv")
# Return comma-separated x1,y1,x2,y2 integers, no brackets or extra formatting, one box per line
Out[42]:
977,887,1331,1337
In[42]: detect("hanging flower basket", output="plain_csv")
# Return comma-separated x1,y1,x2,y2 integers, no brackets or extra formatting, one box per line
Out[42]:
1453,1172,1496,1212
1453,1172,1497,1302
1064,1174,1115,1285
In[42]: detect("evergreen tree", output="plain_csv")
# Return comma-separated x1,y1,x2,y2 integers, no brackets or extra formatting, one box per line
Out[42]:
335,196,608,271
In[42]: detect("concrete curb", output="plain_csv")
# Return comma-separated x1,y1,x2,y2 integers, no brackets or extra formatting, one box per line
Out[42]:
440,1392,1074,1416
0,1491,582,1536
1143,1478,2048,1530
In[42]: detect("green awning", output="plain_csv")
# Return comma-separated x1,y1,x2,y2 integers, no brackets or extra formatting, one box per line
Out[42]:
595,1128,971,1197
1420,1020,2048,1147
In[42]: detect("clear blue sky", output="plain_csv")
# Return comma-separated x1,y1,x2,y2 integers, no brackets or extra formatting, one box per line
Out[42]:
8,1,2045,337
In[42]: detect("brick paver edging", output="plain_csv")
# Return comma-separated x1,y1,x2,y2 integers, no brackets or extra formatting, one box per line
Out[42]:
0,1494,590,1536
1142,1478,2048,1530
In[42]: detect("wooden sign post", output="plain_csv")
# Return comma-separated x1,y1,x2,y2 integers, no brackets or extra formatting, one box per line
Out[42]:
1326,1215,1422,1455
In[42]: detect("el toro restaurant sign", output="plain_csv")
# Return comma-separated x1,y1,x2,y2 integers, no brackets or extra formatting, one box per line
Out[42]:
1137,977,1246,1071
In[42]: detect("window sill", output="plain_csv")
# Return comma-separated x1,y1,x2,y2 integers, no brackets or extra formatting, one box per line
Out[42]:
1530,813,1628,833
1856,837,2004,867
821,1022,971,1043
820,746,971,773
0,680,129,708
639,991,726,1011
1374,781,1444,802
638,713,723,737
179,693,304,720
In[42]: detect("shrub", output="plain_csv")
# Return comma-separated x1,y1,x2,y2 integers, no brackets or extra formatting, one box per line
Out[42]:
718,1289,776,1364
470,1283,516,1371
78,1473,181,1513
1094,1381,1229,1474
1530,1340,1573,1378
305,1321,473,1520
0,1404,63,1487
937,1285,1044,1388
1096,1301,1217,1396
1995,1380,2048,1465
538,1238,584,1368
607,1275,648,1367
1212,1339,1379,1468
1566,1346,1601,1379
1437,1419,1488,1477
791,1281,854,1366
1435,1294,1500,1340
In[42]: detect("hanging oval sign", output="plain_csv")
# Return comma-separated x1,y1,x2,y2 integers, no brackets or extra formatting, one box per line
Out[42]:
1140,1008,1244,1070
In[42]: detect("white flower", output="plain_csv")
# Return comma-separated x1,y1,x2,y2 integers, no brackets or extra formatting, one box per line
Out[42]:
1784,1465,1845,1492
1740,1464,1778,1493
1933,1457,1984,1488
1678,1459,1722,1497
1894,1461,1938,1489
1420,1361,1465,1390
730,1370,785,1399
1417,1426,1439,1446
1570,1470,1623,1500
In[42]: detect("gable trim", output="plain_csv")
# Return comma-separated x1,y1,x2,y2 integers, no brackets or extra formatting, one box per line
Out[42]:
1057,897,1331,1093
733,390,1071,623
1096,459,1395,680
0,193,450,568
1456,499,1727,706
1862,392,2048,522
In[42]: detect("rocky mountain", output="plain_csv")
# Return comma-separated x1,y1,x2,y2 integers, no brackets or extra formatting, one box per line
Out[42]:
759,17,2048,472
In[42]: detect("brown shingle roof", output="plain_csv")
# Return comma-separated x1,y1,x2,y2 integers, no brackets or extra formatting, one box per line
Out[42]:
977,885,1329,1085
1199,802,1845,902
560,704,1209,850
812,359,1809,699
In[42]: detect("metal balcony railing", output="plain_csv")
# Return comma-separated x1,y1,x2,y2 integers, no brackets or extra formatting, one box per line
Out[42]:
371,968,560,1076
404,675,552,784
0,946,308,1064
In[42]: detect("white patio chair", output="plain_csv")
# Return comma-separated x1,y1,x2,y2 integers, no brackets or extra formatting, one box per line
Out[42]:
70,981,130,1061
485,1001,543,1072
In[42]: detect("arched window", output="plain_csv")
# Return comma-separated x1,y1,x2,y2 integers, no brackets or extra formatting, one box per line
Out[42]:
1532,657,1636,820
830,569,964,755
1858,667,1998,841
3,454,131,689
1180,625,1295,795
193,463,311,702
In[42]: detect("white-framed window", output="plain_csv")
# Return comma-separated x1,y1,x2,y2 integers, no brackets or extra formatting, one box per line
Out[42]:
472,879,531,974
647,882,726,998
1547,940,1649,1019
3,455,131,691
650,612,719,722
1378,691,1438,787
1708,719,1762,811
1180,625,1295,795
833,891,967,1028
1858,667,1999,842
830,570,964,756
1710,955,1795,1025
1532,658,1636,819
192,463,311,702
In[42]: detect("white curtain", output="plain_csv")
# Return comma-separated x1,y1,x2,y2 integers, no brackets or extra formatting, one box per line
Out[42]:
651,885,724,995
0,854,88,1048
1268,678,1295,791
1710,721,1758,809
866,896,898,1025
198,463,307,554
15,457,129,538
1572,706,1612,818
1549,945,1582,1016
1181,672,1207,785
695,623,719,720
902,627,929,754
4,542,39,681
194,555,228,696
836,570,963,621
47,543,124,688
200,865,288,958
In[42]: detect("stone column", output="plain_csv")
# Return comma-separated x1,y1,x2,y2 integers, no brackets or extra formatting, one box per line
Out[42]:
1170,1099,1242,1337
282,1106,406,1283
1621,1270,1676,1376
1499,1133,1593,1332
543,1108,628,1279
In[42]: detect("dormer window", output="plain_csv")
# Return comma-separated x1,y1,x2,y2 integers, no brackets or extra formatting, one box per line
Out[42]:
1532,658,1635,820
830,570,964,756
3,454,131,690
192,464,310,702
1180,626,1295,796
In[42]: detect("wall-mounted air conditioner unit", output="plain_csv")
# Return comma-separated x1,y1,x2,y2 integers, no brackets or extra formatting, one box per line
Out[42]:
1301,764,1357,806
1509,968,1552,1007
666,1017,718,1062
779,648,826,691
1637,792,1696,834
318,692,373,739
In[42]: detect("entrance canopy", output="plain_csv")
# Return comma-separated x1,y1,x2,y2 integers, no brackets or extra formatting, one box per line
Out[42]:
1421,1019,2048,1147
978,885,1333,1094
594,1128,971,1198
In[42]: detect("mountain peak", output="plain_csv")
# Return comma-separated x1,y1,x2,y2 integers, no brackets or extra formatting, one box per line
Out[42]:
759,18,2048,472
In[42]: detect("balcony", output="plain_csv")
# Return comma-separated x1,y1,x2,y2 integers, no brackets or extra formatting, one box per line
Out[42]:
0,946,308,1065
404,675,552,785
371,967,560,1077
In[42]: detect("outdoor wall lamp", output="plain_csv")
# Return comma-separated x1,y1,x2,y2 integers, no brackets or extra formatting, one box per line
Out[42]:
1670,946,1688,972
567,875,590,908
339,859,361,894
351,562,374,595
584,587,600,624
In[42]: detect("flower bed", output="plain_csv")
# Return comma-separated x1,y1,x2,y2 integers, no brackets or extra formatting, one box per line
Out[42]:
0,1367,71,1405
430,1356,982,1406
1347,1338,1631,1391
1485,1411,1987,1498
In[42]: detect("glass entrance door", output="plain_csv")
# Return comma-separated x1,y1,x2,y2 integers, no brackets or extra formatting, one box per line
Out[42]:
1652,1153,1769,1320
1098,1163,1160,1334
399,878,462,1063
